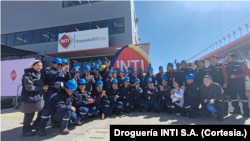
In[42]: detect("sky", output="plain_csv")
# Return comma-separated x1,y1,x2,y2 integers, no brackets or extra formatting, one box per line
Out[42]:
134,1,250,71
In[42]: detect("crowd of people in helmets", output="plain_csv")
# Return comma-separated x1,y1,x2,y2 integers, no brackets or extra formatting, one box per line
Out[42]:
20,52,250,137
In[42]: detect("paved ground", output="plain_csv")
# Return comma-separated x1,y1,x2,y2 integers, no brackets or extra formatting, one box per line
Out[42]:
1,102,250,141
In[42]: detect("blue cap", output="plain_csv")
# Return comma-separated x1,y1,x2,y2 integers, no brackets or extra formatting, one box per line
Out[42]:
93,65,100,69
162,76,168,81
65,80,77,91
109,69,114,73
135,78,140,83
186,74,196,80
91,62,95,66
128,67,132,70
159,66,163,70
167,62,174,67
112,79,118,84
118,69,123,73
96,60,101,63
124,70,128,73
132,70,137,74
206,103,218,113
124,77,130,82
84,65,91,71
71,66,80,71
176,62,181,65
52,57,62,64
96,80,103,86
149,67,153,70
147,77,153,83
62,59,68,64
78,78,87,84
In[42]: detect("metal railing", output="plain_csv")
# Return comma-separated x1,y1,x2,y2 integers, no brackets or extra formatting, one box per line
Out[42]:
13,84,22,109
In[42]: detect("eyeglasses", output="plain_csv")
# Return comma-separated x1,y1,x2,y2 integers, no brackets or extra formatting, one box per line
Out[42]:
57,63,62,66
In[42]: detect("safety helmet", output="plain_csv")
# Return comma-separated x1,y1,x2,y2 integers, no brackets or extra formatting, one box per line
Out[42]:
91,62,95,67
132,70,137,74
78,78,87,84
128,67,132,70
186,74,196,80
109,69,114,73
159,66,163,70
84,65,91,71
124,70,128,73
96,60,101,64
176,62,181,65
52,57,62,64
65,80,77,91
71,66,80,71
62,59,68,64
101,65,106,69
96,80,103,86
93,65,100,69
118,69,123,73
147,77,153,83
124,77,130,82
206,103,218,113
167,62,174,67
99,68,101,71
162,76,168,81
149,67,153,70
112,79,118,84
135,78,140,83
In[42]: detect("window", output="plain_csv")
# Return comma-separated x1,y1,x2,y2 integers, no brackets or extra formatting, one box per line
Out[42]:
15,32,23,46
1,35,7,45
80,22,91,31
62,1,101,8
41,29,50,42
22,31,32,45
60,25,73,33
50,27,59,41
91,21,103,29
95,18,125,35
32,30,42,43
7,34,15,46
71,24,81,32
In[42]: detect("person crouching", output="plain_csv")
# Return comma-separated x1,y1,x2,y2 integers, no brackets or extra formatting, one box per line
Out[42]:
170,81,184,116
158,76,172,114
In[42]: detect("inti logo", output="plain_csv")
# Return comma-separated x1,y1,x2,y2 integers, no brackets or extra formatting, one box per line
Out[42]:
11,70,17,81
59,34,72,49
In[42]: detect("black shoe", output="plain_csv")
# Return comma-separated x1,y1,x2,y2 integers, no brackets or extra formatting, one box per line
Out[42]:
31,125,39,132
131,108,136,111
242,113,250,118
38,129,46,137
224,111,229,116
115,111,121,115
22,130,36,137
59,127,70,135
230,110,241,114
147,109,150,112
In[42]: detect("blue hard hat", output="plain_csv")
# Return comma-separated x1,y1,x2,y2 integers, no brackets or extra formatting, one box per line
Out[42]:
93,65,100,69
176,62,181,65
167,62,174,67
62,59,68,64
124,77,130,82
96,80,103,86
109,69,114,73
135,78,140,83
149,67,153,70
186,74,196,80
84,65,91,71
162,76,168,81
99,68,101,71
118,69,123,73
76,66,81,70
132,70,137,74
206,103,218,113
124,70,128,73
128,67,132,70
96,60,101,63
65,80,77,91
52,57,62,64
147,77,153,83
159,66,163,70
195,60,199,64
71,66,79,71
91,62,95,66
78,78,87,84
112,79,118,84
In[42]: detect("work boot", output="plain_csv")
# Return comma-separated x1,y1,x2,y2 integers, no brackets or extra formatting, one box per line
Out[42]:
230,110,241,114
22,130,36,137
59,127,70,135
38,129,46,137
115,111,121,115
31,124,39,132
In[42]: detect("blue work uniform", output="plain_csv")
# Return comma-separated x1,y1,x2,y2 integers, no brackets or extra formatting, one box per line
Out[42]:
106,87,124,116
143,85,160,111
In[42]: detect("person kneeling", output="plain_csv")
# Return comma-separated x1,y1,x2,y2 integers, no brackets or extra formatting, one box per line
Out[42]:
158,76,172,113
170,81,184,116
200,75,224,121
51,80,80,135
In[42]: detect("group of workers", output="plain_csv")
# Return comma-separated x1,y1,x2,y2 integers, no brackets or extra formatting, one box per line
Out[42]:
20,52,250,137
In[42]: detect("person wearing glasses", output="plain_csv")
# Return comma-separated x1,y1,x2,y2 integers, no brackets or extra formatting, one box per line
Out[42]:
71,66,80,83
61,59,68,75
38,57,71,137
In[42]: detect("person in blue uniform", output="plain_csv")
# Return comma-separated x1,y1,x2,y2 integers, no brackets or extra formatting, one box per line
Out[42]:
130,78,144,112
90,62,95,72
38,57,71,137
71,66,80,83
158,76,172,113
144,67,157,84
80,65,94,95
117,69,125,86
124,70,129,77
181,74,200,118
90,65,103,93
128,67,133,77
119,77,134,113
144,78,160,112
106,79,124,117
156,66,164,85
165,62,178,89
61,59,68,75
129,70,138,84
104,69,114,91
176,60,194,87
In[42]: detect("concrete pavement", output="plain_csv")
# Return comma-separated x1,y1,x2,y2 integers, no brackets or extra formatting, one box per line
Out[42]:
1,102,250,141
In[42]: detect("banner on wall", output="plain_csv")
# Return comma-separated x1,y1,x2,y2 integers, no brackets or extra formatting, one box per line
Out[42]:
110,44,151,73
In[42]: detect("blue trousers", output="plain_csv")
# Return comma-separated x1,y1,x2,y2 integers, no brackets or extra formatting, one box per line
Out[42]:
130,99,144,109
77,107,89,119
123,101,132,113
52,110,80,128
107,101,124,116
39,90,58,129
96,100,110,115
85,106,99,117
159,100,172,113
181,100,200,118
144,100,159,110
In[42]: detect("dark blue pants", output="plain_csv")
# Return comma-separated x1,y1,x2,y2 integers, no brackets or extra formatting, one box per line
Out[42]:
159,100,172,113
96,100,110,115
39,90,58,129
124,101,132,113
130,99,143,109
52,110,80,128
107,101,124,116
144,100,159,110
201,101,224,118
77,107,89,119
85,106,99,117
181,100,200,118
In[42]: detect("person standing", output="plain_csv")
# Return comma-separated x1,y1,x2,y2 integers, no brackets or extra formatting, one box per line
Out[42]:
176,60,194,87
226,53,250,118
156,66,164,85
165,62,178,89
158,76,172,114
195,60,207,87
21,60,48,136
137,68,146,89
144,67,157,84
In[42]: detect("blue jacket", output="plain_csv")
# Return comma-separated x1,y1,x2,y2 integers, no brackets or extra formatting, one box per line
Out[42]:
143,85,159,101
72,88,89,108
132,86,143,100
119,84,134,104
52,89,73,113
91,89,108,105
184,83,200,101
106,87,122,103
157,85,172,102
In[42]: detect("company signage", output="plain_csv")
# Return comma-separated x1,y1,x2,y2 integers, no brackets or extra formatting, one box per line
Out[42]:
58,28,109,52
